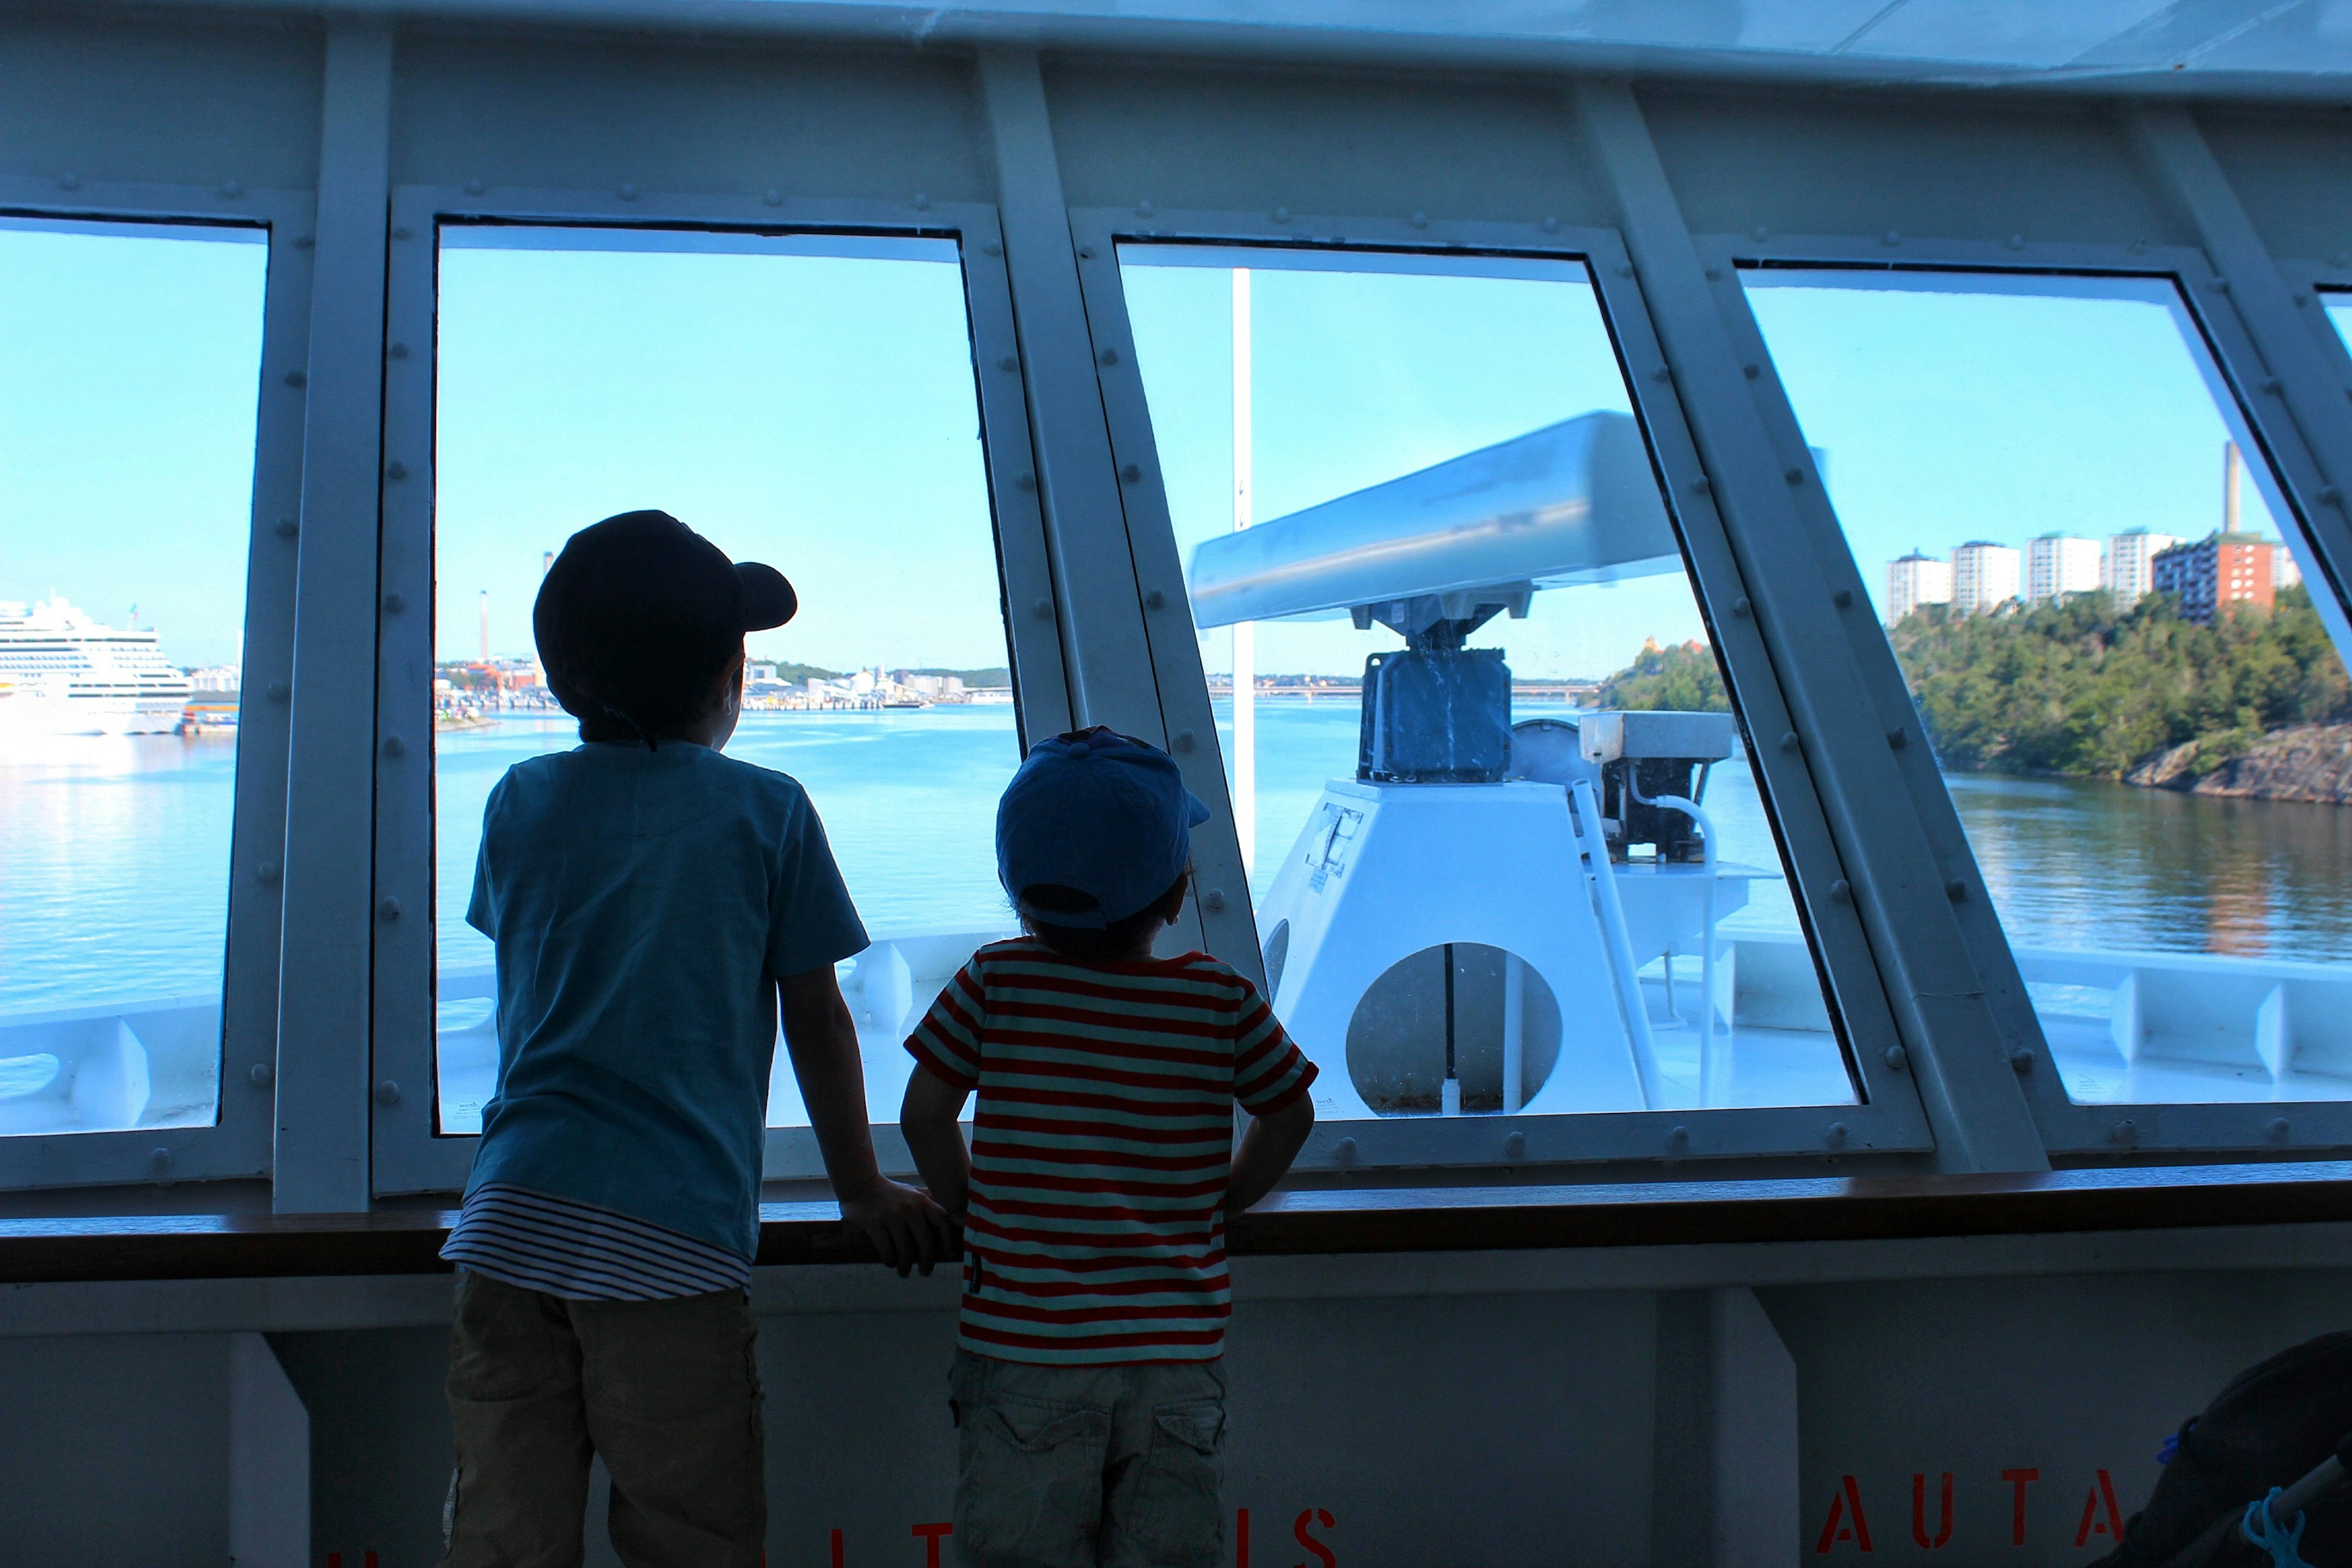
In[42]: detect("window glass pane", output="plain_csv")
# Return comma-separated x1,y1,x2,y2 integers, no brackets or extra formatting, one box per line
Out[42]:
1120,244,1857,1123
0,217,267,1137
1747,270,2352,1106
432,227,1018,1135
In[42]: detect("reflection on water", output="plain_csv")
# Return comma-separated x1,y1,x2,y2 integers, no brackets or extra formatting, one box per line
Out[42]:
6,708,2349,1019
0,733,239,1012
1947,772,2352,965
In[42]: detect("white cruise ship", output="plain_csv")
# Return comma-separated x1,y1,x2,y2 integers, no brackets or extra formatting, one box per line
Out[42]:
0,595,194,737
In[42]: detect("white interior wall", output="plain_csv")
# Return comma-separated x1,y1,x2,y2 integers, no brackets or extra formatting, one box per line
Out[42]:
6,1236,2350,1564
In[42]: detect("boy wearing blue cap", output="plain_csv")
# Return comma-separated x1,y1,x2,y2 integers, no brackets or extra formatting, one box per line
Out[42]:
900,726,1318,1568
439,510,952,1568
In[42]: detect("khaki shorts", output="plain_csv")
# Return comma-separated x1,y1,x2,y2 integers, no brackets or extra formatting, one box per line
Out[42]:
949,1346,1227,1568
441,1269,765,1568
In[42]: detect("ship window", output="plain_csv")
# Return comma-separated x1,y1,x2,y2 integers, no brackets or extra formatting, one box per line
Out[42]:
1117,244,1860,1130
0,216,267,1138
1744,269,2352,1108
428,226,1020,1136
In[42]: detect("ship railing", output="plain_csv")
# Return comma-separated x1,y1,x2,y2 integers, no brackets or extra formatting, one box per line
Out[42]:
7,930,2347,1140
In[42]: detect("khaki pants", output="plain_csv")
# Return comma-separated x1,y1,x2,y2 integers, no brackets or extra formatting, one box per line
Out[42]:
442,1269,765,1568
949,1348,1227,1568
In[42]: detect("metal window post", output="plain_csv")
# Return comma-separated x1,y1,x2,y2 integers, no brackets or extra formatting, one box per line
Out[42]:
2130,108,2352,652
1571,80,2048,1174
273,20,392,1213
975,50,1162,739
978,50,1261,965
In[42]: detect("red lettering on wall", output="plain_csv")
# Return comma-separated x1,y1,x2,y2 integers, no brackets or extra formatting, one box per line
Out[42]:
1294,1507,1337,1568
1912,1474,1953,1549
1237,1508,1250,1568
2070,1470,2125,1547
2000,1469,2040,1546
1815,1476,1875,1553
912,1521,953,1568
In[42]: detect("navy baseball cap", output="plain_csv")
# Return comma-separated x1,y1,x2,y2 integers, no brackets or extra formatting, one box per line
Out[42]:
537,510,796,652
998,728,1212,927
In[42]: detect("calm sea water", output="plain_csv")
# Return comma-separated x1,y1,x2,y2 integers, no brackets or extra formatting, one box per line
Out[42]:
3,702,2348,1016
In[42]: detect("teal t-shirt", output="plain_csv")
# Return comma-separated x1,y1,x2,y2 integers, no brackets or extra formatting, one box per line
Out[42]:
464,740,868,1259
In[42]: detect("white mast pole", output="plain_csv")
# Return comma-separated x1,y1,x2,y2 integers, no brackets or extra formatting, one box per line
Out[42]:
1231,268,1256,878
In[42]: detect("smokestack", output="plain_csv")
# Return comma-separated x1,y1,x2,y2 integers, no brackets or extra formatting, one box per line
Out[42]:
2225,440,2243,535
543,551,554,578
479,590,490,662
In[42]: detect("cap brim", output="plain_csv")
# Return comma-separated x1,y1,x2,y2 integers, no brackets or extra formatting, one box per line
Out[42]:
736,563,797,630
1185,789,1212,827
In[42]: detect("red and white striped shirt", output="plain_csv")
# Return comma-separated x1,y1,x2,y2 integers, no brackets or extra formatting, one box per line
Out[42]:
904,937,1316,1366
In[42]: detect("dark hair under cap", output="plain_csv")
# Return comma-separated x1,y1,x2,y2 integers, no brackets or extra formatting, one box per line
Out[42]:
534,510,796,748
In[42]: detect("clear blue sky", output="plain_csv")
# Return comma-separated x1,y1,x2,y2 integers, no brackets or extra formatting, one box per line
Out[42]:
1,221,2318,681
434,233,1006,673
1,222,266,669
1747,273,2288,620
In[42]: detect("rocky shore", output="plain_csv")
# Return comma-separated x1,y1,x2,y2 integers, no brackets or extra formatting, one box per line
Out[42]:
2124,723,2352,804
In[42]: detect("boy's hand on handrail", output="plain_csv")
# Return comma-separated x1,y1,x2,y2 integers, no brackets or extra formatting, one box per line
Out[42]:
838,1175,957,1278
778,964,956,1278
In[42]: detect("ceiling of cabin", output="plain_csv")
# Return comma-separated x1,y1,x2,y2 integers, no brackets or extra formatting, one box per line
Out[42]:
160,0,2352,96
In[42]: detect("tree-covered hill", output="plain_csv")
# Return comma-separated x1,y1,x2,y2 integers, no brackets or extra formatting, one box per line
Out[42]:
1595,638,1730,714
1887,586,2348,778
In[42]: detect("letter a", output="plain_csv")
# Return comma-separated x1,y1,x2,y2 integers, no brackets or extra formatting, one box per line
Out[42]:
2071,1470,2126,1548
1912,1473,1953,1549
1815,1476,1874,1553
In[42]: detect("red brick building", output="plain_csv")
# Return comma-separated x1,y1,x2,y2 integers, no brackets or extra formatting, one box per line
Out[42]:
2151,532,2277,625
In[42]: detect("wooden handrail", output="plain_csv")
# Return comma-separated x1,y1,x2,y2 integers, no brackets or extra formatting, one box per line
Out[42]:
0,1162,2345,1284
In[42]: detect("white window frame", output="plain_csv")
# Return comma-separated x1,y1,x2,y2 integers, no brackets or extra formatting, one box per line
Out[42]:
1705,230,2352,1159
366,186,1070,1196
0,176,312,1189
1066,204,1940,1174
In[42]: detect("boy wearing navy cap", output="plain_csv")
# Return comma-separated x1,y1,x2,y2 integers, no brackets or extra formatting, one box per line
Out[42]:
440,510,952,1568
901,726,1318,1568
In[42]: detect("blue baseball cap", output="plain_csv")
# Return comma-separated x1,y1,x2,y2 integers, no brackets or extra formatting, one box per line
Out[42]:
998,727,1212,927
